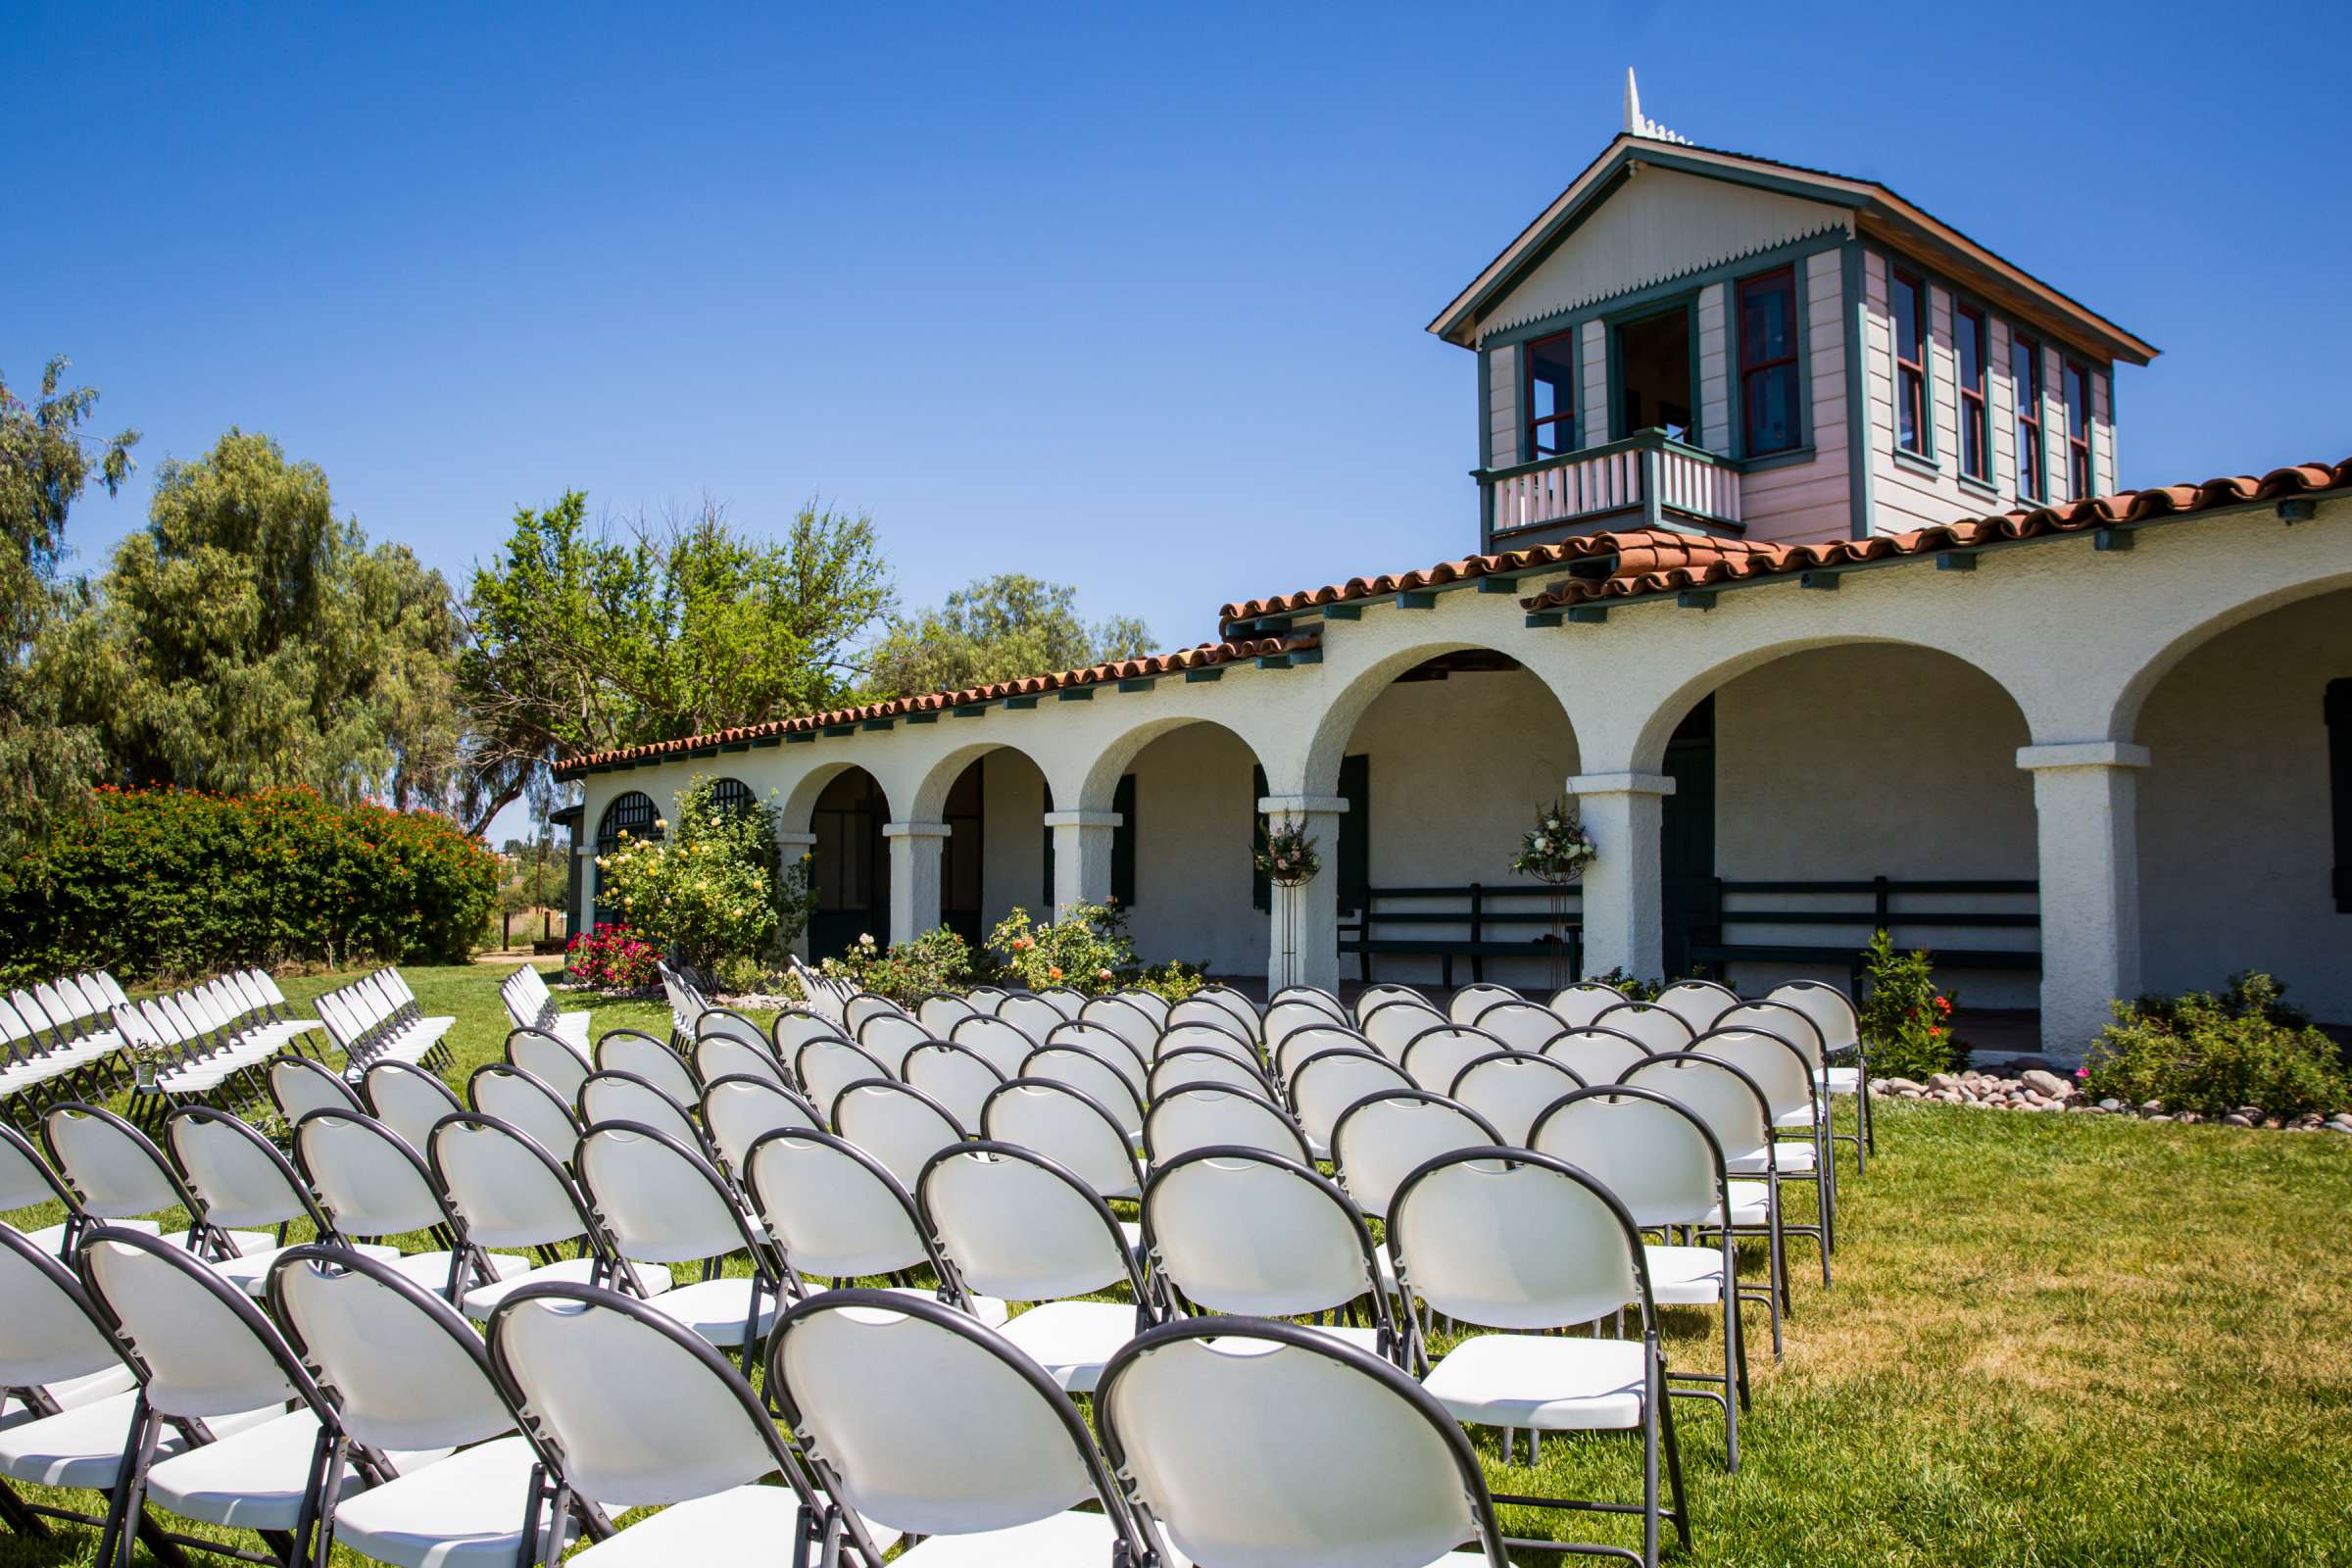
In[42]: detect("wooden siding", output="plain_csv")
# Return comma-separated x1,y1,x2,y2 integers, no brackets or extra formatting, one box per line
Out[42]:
1739,249,1851,543
1487,346,1518,466
1578,321,1607,450
1474,166,1848,343
1988,317,2018,492
1696,282,1731,457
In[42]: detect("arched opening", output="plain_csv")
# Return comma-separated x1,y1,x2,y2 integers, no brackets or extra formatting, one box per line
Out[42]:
930,747,1052,948
2133,585,2352,1025
1326,648,1584,994
1647,642,2038,1025
808,768,890,961
592,791,662,925
708,777,757,816
1082,717,1269,982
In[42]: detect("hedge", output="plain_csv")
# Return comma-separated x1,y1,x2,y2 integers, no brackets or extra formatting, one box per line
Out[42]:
0,786,501,985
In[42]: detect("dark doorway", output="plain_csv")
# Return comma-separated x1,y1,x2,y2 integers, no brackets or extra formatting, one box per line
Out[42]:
943,761,985,947
1617,307,1694,443
1659,696,1717,979
809,769,889,960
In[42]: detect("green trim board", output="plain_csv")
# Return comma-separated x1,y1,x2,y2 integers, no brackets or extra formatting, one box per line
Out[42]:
1056,687,1094,702
1396,591,1437,610
1004,696,1039,710
1842,239,1875,540
1184,666,1225,683
1476,232,1846,352
1116,677,1156,693
1319,603,1361,620
787,732,817,744
906,712,938,724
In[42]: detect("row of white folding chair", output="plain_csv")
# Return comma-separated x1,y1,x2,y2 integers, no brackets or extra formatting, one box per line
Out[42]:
316,969,450,1075
500,961,592,1055
0,980,127,1109
117,974,320,1121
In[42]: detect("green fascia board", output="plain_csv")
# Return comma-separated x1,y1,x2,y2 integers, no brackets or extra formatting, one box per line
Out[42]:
1936,552,1979,571
1004,696,1039,710
1396,591,1438,610
1526,611,1564,628
1289,647,1324,665
822,724,855,737
786,732,817,744
1799,571,1840,590
1567,606,1609,623
752,735,783,748
906,711,939,724
1056,687,1095,702
1319,603,1362,620
951,706,987,718
2093,529,2133,552
1184,666,1225,683
1116,677,1156,693
1678,590,1718,611
859,718,894,731
1255,654,1292,670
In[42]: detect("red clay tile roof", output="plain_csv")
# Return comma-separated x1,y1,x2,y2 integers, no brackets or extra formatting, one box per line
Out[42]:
552,633,1318,776
1517,460,2352,612
1220,459,2350,627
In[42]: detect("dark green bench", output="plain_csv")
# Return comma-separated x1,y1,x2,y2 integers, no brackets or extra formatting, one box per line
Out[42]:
1340,883,1582,988
1687,876,2039,987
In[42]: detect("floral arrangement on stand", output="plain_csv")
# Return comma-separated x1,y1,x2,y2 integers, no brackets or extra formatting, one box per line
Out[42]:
1253,821,1322,887
1513,800,1594,988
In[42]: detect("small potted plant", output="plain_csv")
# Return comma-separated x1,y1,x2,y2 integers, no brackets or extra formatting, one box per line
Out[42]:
1514,800,1595,986
1254,821,1322,887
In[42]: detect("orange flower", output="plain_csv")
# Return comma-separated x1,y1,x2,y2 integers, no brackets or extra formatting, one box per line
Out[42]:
1048,966,1062,980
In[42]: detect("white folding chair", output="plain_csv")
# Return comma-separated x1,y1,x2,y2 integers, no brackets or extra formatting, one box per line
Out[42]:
692,1029,789,1091
1077,996,1159,1063
505,1028,591,1104
1190,985,1261,1043
917,1144,1157,1394
981,1080,1147,1203
794,1037,893,1120
1398,1025,1504,1095
1269,1022,1377,1087
574,1123,788,1360
768,1290,1153,1567
268,1244,590,1566
0,1120,117,1258
1387,1149,1690,1567
467,1064,584,1164
1531,1086,1754,1462
1446,982,1521,1025
1097,1318,1512,1568
1591,1002,1697,1057
1359,998,1450,1060
1551,982,1633,1029
843,994,908,1037
1042,1020,1149,1096
269,1054,365,1126
1690,1027,1836,1263
484,1282,853,1565
1447,1051,1588,1146
902,1042,1006,1132
995,994,1065,1047
1268,985,1348,1021
593,1030,700,1108
361,1060,464,1155
768,1007,847,1067
1543,1026,1655,1085
829,1080,967,1196
1471,999,1572,1054
1655,980,1740,1038
39,1104,275,1279
1351,982,1431,1025
1147,1047,1273,1103
699,1076,822,1180
1111,988,1170,1027
915,992,980,1037
1165,997,1253,1046
579,1072,709,1159
1763,981,1873,1168
1143,1084,1310,1167
430,1111,673,1321
855,1014,932,1076
1620,1053,1808,1312
1152,1020,1261,1070
1262,1000,1345,1061
166,1108,400,1295
1034,987,1088,1021
948,1014,1039,1080
1142,1148,1398,1363
1021,1046,1145,1140
1286,1049,1413,1159
294,1109,530,1302
1328,1089,1501,1220
0,1221,136,1426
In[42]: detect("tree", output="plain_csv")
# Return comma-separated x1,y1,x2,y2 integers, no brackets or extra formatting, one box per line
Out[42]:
865,573,1152,699
0,358,137,858
40,429,461,808
455,494,894,834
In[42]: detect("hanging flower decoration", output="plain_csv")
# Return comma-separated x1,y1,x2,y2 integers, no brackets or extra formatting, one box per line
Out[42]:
1512,799,1595,884
1254,820,1322,887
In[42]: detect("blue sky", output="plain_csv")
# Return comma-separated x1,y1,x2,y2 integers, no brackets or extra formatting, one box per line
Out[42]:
9,0,2348,838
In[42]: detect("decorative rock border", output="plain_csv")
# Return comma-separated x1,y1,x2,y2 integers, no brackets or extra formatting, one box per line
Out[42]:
1871,1065,2352,1133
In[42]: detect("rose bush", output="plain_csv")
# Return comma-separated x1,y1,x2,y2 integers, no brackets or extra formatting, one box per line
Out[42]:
565,923,661,991
1858,928,1963,1078
593,776,810,971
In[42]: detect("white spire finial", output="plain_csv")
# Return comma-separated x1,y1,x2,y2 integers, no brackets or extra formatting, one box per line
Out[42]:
1621,67,1690,145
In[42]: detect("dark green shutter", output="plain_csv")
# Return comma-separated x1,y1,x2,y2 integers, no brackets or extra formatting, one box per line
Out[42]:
1041,783,1055,912
2329,680,2351,914
1250,763,1269,911
1112,774,1137,907
1339,753,1370,916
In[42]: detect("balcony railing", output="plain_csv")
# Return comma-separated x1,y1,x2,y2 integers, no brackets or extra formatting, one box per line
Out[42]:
1482,429,1742,537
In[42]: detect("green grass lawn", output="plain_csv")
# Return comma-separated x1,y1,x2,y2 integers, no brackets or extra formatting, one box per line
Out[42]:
6,962,2350,1565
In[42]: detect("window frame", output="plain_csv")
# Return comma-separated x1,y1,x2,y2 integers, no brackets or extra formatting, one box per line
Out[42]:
2063,358,2095,500
1522,328,1580,460
1889,268,1930,458
1953,305,1990,483
2013,332,2046,503
1735,266,1802,459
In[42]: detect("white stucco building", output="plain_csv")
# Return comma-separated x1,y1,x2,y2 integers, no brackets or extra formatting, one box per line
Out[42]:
555,105,2352,1062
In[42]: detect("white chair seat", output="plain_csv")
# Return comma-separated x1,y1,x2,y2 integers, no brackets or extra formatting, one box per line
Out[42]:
1815,1066,1861,1095
1702,1180,1771,1228
1728,1142,1816,1175
327,1435,571,1568
1421,1334,1647,1432
460,1257,674,1321
0,1394,275,1491
374,1250,530,1299
995,1300,1143,1394
635,1277,781,1348
570,1480,900,1565
871,1285,1009,1328
146,1408,449,1530
0,1364,138,1430
12,1217,161,1255
147,1227,273,1257
1294,1321,1387,1358
893,1506,1130,1564
1772,1106,1820,1130
1642,1244,1727,1306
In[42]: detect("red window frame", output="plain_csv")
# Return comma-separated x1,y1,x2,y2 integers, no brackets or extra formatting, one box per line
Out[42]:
1954,306,1989,482
2063,359,2094,500
1890,269,1928,455
1522,330,1578,459
1737,267,1800,457
2013,333,2045,501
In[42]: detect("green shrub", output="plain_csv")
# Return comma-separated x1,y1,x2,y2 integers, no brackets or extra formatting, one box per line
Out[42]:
2081,972,2351,1117
0,784,499,984
593,776,810,971
1859,929,1964,1079
1585,966,1662,1002
819,926,977,1005
564,923,661,991
989,900,1140,996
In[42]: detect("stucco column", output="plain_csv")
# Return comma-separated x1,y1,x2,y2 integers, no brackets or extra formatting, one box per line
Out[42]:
775,832,816,960
882,821,950,947
2018,741,2149,1061
1259,795,1348,995
1566,772,1675,981
1044,809,1120,917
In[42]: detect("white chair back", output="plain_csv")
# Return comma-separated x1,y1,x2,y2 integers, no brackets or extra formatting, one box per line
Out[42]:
507,1028,591,1102
830,1080,965,1195
770,1007,846,1061
79,1228,316,1418
595,1031,700,1106
469,1064,583,1162
1148,1047,1271,1102
693,1032,788,1089
1447,1051,1589,1146
1144,1151,1383,1325
1145,1084,1309,1166
1397,1025,1502,1094
700,1077,821,1175
980,1081,1144,1201
1591,1001,1697,1056
995,994,1066,1046
844,993,908,1036
795,1037,892,1114
1388,1149,1643,1331
1329,1090,1500,1220
915,993,980,1036
743,1128,940,1283
1542,1026,1654,1083
1191,986,1261,1042
581,1071,704,1152
1529,1088,1724,1231
363,1060,464,1153
1271,1023,1374,1085
1718,1001,1828,1065
576,1125,764,1268
0,1224,124,1393
269,1055,363,1123
1655,979,1740,1036
297,1109,452,1239
1470,1000,1570,1054
1620,1054,1772,1163
430,1114,599,1253
856,1013,932,1076
1358,999,1448,1059
1764,980,1860,1056
902,1042,1006,1131
1077,996,1158,1061
1286,1049,1413,1150
948,1015,1038,1080
1021,1047,1145,1137
1350,983,1429,1025
42,1105,185,1220
166,1108,318,1232
1446,982,1521,1025
1550,982,1631,1028
917,1144,1141,1304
